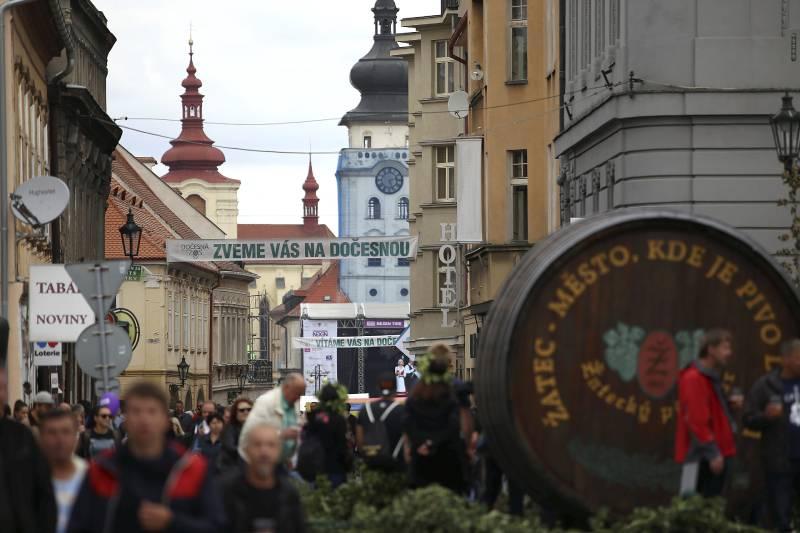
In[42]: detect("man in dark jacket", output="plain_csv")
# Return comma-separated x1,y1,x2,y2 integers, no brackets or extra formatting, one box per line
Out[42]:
0,366,57,533
744,339,800,532
674,329,738,497
67,381,225,533
220,420,306,533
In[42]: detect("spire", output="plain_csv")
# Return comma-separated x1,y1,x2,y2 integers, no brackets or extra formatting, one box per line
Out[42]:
303,155,320,227
161,38,238,185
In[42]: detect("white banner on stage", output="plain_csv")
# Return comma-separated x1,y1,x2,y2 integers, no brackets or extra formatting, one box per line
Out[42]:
301,319,338,395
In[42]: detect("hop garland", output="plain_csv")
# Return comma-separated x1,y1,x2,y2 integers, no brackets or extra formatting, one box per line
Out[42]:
319,381,349,416
415,354,453,386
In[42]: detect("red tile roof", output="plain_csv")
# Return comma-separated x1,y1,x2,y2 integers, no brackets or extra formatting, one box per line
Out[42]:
237,223,335,240
271,262,349,321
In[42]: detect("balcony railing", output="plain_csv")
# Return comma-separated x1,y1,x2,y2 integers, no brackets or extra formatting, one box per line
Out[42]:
247,359,273,386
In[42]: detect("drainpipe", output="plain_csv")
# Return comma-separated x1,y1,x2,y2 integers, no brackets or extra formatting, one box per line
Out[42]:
0,0,37,322
209,275,221,400
48,0,75,85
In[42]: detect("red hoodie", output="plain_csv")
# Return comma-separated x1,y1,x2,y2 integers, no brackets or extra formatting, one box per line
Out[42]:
674,362,736,463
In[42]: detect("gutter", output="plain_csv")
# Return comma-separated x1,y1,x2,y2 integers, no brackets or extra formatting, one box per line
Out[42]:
0,0,37,322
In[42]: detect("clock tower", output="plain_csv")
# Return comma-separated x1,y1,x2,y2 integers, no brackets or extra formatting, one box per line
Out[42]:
336,0,409,305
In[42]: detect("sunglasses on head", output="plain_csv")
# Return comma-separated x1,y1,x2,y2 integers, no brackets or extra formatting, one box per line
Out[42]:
237,407,252,413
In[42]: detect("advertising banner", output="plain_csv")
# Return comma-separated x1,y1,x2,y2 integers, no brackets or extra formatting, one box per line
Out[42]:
167,236,418,263
29,265,95,342
364,320,406,329
293,334,402,350
301,319,338,395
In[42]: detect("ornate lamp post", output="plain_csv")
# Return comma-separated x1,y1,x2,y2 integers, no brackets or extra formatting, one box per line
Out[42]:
236,365,248,395
770,92,800,285
177,356,190,388
118,208,142,260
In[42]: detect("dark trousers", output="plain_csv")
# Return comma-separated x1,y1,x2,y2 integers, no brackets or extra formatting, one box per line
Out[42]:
696,458,729,498
766,462,800,532
482,454,524,515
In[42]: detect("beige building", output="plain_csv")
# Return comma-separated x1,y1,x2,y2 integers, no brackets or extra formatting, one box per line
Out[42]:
107,146,256,406
3,0,121,403
391,4,467,371
452,0,561,380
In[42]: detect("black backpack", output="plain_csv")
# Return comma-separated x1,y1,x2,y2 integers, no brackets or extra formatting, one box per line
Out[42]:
360,401,403,468
296,430,326,482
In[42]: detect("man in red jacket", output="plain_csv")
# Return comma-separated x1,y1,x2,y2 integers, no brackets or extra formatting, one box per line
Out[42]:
675,329,739,497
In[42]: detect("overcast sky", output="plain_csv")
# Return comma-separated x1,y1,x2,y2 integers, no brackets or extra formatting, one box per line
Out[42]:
93,0,436,234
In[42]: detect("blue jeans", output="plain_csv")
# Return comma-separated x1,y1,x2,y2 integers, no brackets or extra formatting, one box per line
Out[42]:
766,462,800,532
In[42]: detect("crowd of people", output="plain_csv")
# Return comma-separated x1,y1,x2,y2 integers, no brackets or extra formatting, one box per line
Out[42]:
3,332,800,531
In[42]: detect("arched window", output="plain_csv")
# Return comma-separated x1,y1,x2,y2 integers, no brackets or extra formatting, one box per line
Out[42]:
398,197,409,220
368,197,381,219
186,194,206,216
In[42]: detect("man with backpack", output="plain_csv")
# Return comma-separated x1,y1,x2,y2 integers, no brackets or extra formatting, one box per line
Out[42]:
356,372,406,472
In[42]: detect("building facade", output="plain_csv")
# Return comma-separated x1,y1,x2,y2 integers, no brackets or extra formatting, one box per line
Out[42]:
161,40,239,239
454,0,561,381
4,0,121,404
555,0,792,252
392,5,466,364
108,146,256,406
336,0,411,306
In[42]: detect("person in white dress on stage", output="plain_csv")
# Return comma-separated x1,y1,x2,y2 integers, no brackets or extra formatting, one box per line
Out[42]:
395,359,407,393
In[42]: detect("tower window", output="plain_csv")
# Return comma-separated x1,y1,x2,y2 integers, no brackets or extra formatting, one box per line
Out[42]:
369,288,378,297
400,288,409,297
363,135,372,149
398,197,409,220
368,258,382,267
398,258,410,267
368,197,382,219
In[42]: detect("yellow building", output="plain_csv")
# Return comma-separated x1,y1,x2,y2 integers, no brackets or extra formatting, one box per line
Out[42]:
239,160,335,382
453,0,561,378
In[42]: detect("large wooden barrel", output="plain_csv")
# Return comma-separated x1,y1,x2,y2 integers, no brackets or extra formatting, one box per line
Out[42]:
476,209,800,518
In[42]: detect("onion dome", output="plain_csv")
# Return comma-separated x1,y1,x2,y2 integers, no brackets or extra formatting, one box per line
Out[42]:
161,39,238,184
340,0,408,126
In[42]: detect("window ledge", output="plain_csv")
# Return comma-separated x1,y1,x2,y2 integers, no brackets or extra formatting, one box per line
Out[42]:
505,79,529,86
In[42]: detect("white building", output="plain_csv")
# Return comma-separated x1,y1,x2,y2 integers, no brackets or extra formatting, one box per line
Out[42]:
336,0,410,305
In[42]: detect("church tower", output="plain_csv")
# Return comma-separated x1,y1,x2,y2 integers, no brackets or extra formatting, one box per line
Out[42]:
303,157,320,228
161,38,240,238
335,0,410,305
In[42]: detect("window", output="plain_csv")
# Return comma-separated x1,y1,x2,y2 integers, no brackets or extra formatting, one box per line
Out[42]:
510,0,528,81
398,197,409,220
435,146,455,202
398,258,410,267
275,277,286,289
510,150,529,241
369,288,378,297
182,293,189,348
363,135,372,148
400,288,409,297
368,197,382,219
367,258,382,267
167,291,174,349
470,333,479,359
434,40,455,96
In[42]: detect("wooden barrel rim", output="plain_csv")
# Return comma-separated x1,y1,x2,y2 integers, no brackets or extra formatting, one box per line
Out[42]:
475,208,800,518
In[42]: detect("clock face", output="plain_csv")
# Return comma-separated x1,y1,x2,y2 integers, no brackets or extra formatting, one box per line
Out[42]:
375,167,404,195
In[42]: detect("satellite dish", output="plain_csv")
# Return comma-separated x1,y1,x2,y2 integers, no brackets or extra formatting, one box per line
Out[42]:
10,175,69,227
470,63,484,81
448,91,470,119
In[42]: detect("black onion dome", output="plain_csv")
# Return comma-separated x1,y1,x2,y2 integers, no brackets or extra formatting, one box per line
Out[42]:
340,0,408,126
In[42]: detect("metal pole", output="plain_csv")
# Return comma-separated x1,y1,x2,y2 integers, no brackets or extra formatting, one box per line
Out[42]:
0,0,36,322
93,264,110,392
357,317,365,393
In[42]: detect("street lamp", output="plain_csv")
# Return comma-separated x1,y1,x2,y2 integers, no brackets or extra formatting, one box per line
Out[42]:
236,365,248,395
177,356,190,388
770,92,800,172
119,208,142,259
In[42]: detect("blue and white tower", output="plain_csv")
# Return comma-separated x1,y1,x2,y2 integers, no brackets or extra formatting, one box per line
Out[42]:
337,0,410,305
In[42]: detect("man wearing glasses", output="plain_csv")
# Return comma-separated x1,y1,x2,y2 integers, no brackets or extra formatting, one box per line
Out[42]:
77,405,120,460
